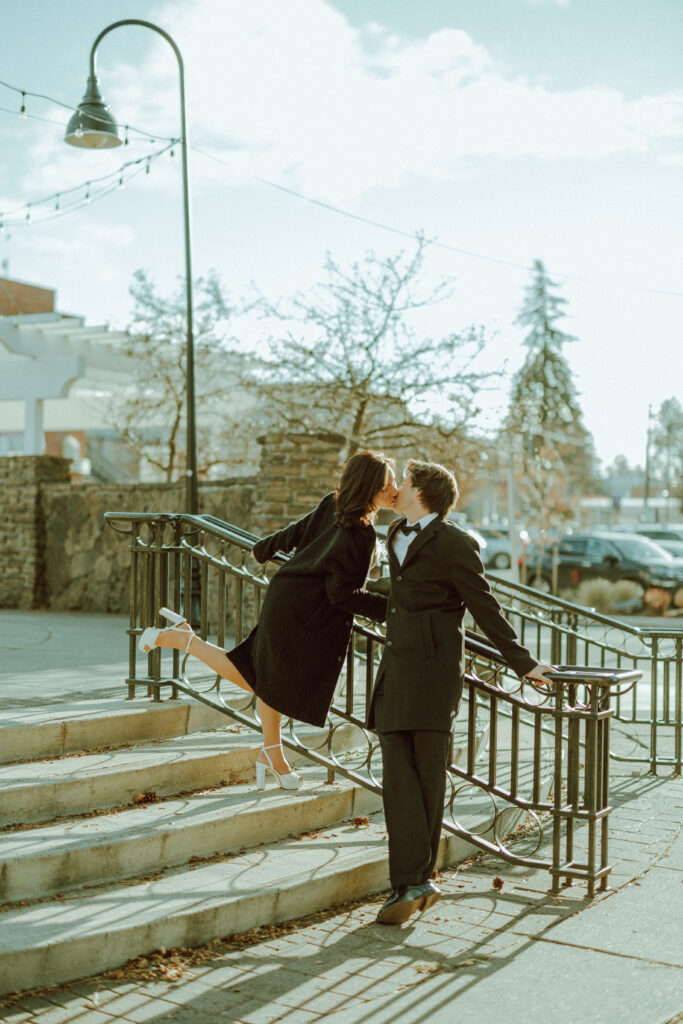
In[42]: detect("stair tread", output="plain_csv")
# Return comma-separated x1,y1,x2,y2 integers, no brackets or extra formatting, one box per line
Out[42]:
0,813,393,952
0,727,267,786
0,768,364,857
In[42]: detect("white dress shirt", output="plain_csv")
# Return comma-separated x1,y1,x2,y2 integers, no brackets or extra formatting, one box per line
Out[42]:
391,512,439,566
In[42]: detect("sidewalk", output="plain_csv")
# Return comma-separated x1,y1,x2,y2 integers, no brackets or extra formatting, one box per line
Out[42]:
1,610,682,1024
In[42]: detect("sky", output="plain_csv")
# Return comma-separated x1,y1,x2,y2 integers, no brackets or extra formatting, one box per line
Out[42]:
1,0,682,470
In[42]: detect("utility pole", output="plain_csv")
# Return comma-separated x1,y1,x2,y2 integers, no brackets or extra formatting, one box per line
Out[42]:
507,435,519,583
643,404,652,521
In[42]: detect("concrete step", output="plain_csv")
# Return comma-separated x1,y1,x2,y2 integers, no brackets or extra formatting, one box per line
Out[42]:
0,809,480,997
0,767,383,902
0,696,231,764
0,724,343,827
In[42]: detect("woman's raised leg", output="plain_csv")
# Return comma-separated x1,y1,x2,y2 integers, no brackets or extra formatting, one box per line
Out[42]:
154,627,253,692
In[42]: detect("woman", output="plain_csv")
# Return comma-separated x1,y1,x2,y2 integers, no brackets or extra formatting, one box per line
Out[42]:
140,450,397,789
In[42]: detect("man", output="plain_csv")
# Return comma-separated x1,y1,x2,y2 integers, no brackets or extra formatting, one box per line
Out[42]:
369,460,554,926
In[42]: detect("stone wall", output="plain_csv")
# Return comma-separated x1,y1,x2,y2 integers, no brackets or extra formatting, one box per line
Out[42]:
253,432,343,535
0,434,346,612
0,456,70,609
42,480,255,614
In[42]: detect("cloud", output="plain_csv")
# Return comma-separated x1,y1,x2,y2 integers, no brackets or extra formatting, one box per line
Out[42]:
17,0,683,204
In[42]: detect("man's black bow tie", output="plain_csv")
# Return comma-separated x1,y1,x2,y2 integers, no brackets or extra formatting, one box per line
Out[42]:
400,521,421,536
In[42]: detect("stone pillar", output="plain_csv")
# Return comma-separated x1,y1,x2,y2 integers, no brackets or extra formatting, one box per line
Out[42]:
0,456,71,608
252,432,344,536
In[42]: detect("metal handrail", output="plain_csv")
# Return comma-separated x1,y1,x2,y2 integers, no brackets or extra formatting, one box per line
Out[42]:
484,572,683,773
488,571,683,637
105,509,643,895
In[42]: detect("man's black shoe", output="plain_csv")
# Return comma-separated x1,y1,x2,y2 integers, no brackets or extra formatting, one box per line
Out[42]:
376,882,441,925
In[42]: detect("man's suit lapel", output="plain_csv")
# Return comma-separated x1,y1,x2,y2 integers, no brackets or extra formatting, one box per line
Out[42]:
386,518,404,573
400,517,444,569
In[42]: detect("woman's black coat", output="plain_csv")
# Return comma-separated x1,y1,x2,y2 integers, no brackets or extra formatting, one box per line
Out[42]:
229,493,387,727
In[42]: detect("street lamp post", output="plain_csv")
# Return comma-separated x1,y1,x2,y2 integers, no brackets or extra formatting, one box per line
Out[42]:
65,19,198,517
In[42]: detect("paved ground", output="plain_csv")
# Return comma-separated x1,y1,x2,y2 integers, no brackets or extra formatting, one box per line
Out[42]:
1,610,682,1024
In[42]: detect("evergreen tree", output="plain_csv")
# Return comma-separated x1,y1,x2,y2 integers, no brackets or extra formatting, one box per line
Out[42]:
503,259,596,528
651,397,683,497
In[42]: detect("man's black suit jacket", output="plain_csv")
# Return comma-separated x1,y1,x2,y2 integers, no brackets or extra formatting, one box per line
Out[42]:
368,516,536,733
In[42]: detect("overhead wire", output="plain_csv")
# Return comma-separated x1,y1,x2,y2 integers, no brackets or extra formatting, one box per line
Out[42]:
189,143,683,300
1,75,682,299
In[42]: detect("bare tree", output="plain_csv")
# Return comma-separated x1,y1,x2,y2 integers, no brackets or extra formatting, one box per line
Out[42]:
109,270,257,481
252,236,495,468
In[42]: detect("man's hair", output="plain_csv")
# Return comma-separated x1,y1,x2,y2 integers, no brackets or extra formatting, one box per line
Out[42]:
405,459,458,517
335,450,393,528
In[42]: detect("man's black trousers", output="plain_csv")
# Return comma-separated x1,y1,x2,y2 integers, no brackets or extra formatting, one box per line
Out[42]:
377,724,451,888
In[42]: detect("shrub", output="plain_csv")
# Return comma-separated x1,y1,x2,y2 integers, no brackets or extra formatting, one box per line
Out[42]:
560,578,644,615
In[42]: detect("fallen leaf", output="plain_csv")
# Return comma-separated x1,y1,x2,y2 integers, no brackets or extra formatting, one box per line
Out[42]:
492,877,504,890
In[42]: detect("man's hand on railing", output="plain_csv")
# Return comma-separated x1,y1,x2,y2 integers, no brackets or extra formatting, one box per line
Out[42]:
525,663,557,689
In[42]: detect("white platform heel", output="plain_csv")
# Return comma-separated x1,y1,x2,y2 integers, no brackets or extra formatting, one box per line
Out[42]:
255,744,303,791
138,607,194,654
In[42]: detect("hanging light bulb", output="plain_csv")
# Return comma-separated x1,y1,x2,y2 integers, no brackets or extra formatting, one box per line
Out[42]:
19,92,27,119
124,126,130,146
84,183,91,204
145,159,151,175
118,173,124,189
25,205,31,223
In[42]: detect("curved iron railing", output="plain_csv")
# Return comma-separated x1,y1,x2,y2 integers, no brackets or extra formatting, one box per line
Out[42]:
105,510,640,896
485,573,682,773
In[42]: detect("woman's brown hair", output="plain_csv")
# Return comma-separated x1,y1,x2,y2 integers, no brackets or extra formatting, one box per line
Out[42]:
334,450,393,528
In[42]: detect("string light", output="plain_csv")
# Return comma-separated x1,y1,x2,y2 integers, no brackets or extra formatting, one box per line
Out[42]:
0,142,171,229
0,77,175,143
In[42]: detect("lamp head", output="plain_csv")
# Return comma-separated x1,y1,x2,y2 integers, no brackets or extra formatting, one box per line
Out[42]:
65,75,122,149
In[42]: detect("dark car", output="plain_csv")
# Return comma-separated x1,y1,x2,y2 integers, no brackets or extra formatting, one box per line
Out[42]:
520,531,683,599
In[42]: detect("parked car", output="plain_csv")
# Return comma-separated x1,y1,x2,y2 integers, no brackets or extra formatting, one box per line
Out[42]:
632,524,683,559
519,530,683,600
470,527,509,569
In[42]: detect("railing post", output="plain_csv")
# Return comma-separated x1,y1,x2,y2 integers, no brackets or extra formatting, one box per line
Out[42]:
675,635,682,776
650,636,659,774
565,682,579,886
551,678,564,894
598,684,612,892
